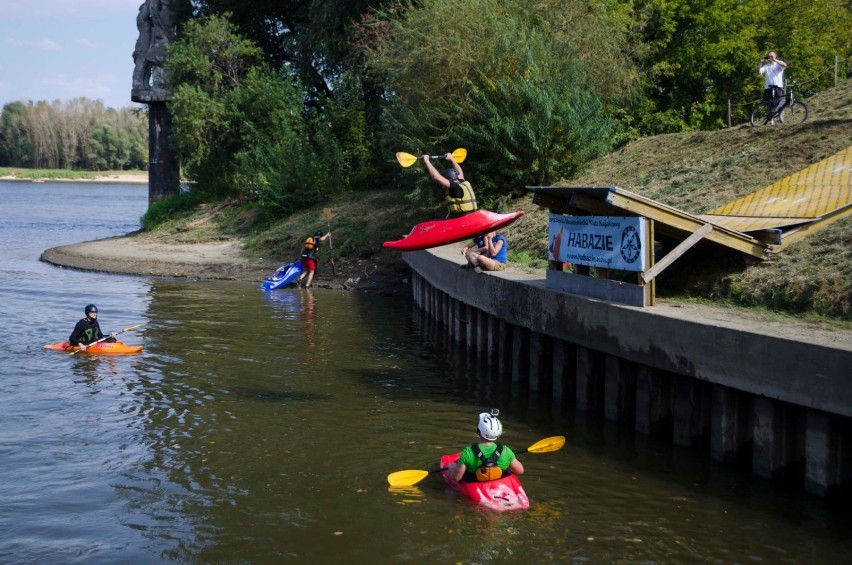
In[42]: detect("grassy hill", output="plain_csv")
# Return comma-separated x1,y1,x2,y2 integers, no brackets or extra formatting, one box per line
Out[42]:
156,79,852,321
499,79,852,321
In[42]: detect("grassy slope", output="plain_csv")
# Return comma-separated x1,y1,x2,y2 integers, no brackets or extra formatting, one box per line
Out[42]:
505,79,852,320
192,80,852,320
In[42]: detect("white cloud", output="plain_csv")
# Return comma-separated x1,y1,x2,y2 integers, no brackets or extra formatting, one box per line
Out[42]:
4,37,63,51
38,38,63,51
77,38,99,49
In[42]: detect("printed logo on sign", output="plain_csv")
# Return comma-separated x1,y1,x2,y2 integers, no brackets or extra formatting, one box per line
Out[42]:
620,226,641,263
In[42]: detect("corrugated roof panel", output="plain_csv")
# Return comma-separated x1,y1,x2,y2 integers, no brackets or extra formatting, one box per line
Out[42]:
707,147,852,219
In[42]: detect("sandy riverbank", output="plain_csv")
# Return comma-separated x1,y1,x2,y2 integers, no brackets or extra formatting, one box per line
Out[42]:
40,230,410,293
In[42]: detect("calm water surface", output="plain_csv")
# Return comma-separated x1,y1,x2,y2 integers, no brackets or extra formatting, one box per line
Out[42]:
0,180,849,563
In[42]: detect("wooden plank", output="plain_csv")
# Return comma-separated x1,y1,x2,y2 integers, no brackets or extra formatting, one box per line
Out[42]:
774,204,852,249
641,223,713,284
604,192,768,259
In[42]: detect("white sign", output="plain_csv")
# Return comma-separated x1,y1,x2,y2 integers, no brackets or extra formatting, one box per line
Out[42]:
548,214,646,271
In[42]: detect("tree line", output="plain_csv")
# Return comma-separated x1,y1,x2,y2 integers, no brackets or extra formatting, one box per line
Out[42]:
157,0,849,219
0,98,147,171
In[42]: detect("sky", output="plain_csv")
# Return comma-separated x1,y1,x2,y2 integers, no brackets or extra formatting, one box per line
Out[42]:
0,0,145,110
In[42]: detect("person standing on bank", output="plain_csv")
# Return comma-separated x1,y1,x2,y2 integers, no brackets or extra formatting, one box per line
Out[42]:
69,304,115,352
422,152,477,217
461,231,507,273
297,230,331,288
448,410,524,482
758,51,787,116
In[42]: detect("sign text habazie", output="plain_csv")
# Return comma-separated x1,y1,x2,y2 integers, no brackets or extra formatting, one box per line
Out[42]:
548,214,647,271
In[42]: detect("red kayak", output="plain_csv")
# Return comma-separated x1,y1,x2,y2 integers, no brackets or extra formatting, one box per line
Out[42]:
439,453,530,511
44,340,144,355
383,210,524,251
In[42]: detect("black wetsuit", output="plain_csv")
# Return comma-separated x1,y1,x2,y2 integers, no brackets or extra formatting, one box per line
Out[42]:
69,317,112,345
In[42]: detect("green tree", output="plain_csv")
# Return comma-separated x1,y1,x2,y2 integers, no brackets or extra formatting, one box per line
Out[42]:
629,0,852,132
0,101,34,167
166,14,362,213
358,0,636,200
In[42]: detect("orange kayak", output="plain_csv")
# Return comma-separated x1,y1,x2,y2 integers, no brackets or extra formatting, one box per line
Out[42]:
44,340,144,355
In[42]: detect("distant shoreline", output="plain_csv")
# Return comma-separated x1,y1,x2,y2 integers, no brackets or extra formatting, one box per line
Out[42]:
0,173,147,184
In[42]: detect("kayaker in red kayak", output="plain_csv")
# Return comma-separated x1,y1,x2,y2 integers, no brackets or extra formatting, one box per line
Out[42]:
69,304,116,352
447,409,525,482
422,152,478,218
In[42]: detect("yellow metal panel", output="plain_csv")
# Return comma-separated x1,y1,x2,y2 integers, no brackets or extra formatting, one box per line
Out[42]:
699,215,806,232
707,147,852,220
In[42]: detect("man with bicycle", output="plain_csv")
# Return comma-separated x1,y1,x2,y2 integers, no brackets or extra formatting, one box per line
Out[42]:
758,51,787,120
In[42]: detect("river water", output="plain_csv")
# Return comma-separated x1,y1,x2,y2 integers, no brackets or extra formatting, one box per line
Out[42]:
0,180,849,563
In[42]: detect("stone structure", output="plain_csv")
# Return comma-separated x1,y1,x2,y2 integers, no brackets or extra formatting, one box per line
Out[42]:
132,0,179,207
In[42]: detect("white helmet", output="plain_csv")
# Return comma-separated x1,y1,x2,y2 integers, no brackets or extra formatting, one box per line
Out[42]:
477,410,502,441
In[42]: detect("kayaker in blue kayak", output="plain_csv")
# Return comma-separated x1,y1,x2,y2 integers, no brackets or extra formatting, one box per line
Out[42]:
297,230,332,288
448,410,525,482
422,153,477,217
69,304,115,352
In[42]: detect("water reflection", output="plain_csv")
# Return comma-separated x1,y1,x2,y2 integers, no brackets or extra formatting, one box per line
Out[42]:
3,182,852,563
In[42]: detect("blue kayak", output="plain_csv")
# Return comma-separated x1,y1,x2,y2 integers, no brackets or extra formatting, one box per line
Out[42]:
259,262,303,291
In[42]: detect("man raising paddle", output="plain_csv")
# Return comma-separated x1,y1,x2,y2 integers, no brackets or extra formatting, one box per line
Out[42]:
422,152,477,218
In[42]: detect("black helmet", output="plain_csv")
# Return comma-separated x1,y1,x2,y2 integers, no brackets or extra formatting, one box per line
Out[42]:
314,230,324,237
84,304,98,315
442,168,459,181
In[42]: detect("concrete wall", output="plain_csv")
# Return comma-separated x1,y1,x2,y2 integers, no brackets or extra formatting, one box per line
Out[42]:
405,248,852,496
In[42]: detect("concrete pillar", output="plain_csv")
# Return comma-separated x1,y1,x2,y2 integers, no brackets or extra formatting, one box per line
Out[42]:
673,376,709,448
511,326,529,386
147,101,179,207
575,346,600,411
805,410,840,496
753,397,786,479
711,385,752,464
552,339,576,410
604,355,636,425
452,299,464,344
528,332,548,394
475,308,487,358
486,313,497,367
465,304,477,350
635,366,671,435
497,319,512,379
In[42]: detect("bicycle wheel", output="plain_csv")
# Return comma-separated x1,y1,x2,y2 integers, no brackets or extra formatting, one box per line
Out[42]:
750,103,770,126
783,101,809,124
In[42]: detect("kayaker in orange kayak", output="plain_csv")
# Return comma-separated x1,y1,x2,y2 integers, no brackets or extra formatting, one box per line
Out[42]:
447,409,524,482
69,304,116,352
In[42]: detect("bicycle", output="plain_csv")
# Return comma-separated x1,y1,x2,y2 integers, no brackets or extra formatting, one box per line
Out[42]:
750,82,809,126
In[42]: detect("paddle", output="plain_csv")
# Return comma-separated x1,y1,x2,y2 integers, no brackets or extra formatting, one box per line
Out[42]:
395,147,467,168
386,435,565,487
323,208,335,277
70,323,146,355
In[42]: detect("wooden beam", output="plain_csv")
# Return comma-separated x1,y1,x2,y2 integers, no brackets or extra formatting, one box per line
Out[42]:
641,223,713,284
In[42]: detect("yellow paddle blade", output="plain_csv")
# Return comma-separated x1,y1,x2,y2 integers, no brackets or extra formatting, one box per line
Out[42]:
527,435,565,454
387,469,430,487
121,323,146,332
451,147,467,163
395,152,419,168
